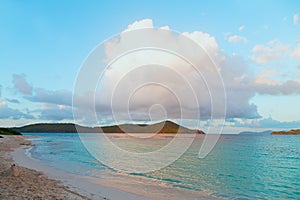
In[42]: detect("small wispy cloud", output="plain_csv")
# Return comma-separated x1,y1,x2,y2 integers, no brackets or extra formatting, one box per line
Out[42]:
238,25,245,31
294,13,299,25
263,25,269,30
227,35,247,43
254,70,280,86
252,40,289,64
291,43,300,59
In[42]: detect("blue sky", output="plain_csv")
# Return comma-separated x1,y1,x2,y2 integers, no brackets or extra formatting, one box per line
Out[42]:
0,0,300,132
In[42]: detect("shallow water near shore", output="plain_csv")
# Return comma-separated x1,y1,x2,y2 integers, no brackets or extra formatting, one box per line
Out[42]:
23,133,300,199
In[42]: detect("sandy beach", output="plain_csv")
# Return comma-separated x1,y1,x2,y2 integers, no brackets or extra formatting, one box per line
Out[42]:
0,135,91,199
0,135,222,200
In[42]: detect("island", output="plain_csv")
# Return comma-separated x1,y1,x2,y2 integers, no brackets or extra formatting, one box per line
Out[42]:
239,130,272,135
272,129,300,135
12,120,205,134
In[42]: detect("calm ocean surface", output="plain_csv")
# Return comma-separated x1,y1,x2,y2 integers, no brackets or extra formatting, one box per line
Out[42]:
23,133,300,199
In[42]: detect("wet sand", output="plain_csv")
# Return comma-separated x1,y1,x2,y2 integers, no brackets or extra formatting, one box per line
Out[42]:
0,135,90,199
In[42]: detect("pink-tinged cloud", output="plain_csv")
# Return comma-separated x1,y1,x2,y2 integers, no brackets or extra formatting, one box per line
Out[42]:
12,74,33,95
252,40,289,64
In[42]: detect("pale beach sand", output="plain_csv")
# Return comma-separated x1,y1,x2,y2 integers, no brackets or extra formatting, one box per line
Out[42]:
0,135,91,199
0,135,223,200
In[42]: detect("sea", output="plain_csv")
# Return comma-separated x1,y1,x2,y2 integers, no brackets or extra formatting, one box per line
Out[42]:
22,133,300,200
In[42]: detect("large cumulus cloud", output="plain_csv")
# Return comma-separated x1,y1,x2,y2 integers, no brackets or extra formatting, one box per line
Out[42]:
75,19,300,124
8,19,300,126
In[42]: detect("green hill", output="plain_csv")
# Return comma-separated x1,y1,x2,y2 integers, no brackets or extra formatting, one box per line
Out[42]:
14,123,90,133
102,120,205,134
0,128,22,135
13,120,205,134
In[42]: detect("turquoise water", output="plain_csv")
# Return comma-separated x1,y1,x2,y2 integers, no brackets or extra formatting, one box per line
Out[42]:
24,133,300,199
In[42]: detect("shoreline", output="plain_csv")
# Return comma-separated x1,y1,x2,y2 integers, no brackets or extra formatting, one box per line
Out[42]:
13,146,150,200
0,135,91,199
2,135,223,200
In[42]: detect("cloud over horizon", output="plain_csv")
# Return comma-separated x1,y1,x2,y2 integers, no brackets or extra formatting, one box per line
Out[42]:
8,74,73,121
0,101,34,120
25,88,72,106
2,19,300,130
38,106,73,121
81,19,299,125
230,117,300,129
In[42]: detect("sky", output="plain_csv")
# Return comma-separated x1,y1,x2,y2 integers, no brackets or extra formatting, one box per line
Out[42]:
0,0,300,133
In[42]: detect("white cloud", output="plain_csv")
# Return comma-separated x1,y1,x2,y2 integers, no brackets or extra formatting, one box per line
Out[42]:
84,19,258,122
252,40,289,64
125,19,170,32
294,13,299,25
8,19,300,126
78,21,214,122
255,70,280,86
74,19,300,125
98,49,220,120
227,35,247,43
291,43,300,59
126,19,153,31
238,25,245,31
182,31,219,53
159,26,170,30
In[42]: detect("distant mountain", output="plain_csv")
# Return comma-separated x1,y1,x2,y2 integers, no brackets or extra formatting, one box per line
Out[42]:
13,120,205,134
239,130,272,135
272,129,300,135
